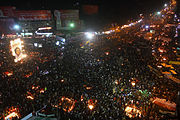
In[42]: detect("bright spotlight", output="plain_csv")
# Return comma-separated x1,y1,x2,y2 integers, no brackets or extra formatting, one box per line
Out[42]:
69,23,75,28
13,25,20,30
56,41,60,45
34,43,38,47
157,12,161,15
145,25,149,29
88,104,94,110
164,4,167,7
85,32,94,39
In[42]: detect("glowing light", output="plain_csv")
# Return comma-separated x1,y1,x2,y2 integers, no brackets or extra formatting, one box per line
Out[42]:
62,38,65,43
5,112,19,120
158,48,164,53
157,11,161,15
35,32,53,36
40,89,45,93
88,104,94,110
59,97,75,112
34,43,38,47
10,38,27,62
115,80,119,85
38,44,42,48
104,31,111,34
38,27,52,30
162,57,167,61
69,23,75,28
56,41,60,45
105,52,109,55
164,4,167,7
138,19,142,23
86,86,92,90
4,71,13,76
25,72,32,78
157,65,162,68
85,32,94,39
13,25,20,30
131,81,136,86
32,86,35,89
81,95,83,101
27,95,34,100
125,106,141,118
145,25,149,29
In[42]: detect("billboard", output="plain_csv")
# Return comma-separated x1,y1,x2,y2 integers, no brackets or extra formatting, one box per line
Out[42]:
54,10,79,28
15,10,51,21
10,38,27,62
60,10,79,20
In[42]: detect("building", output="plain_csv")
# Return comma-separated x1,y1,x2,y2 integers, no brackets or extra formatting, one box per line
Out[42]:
16,10,53,33
54,10,82,31
0,6,82,35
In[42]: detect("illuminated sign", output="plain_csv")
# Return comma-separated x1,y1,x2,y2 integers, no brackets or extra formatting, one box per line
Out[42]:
10,38,27,62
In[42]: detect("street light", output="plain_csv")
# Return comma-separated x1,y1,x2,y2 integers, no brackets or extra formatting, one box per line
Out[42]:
145,25,149,29
69,23,75,28
88,104,94,110
85,32,94,39
13,24,20,30
157,12,161,15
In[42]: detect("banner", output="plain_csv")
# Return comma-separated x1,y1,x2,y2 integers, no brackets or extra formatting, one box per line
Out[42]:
10,38,27,62
16,10,51,21
59,10,79,19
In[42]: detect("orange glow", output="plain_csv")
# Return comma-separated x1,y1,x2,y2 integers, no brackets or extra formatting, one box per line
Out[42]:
5,112,19,120
88,104,94,110
40,89,45,93
125,106,141,118
4,107,20,120
4,71,13,76
162,57,167,61
25,72,32,78
81,95,83,101
115,80,119,85
38,27,52,30
86,86,92,90
105,52,109,55
59,97,75,112
158,48,164,53
131,81,136,86
61,79,64,82
32,86,35,89
27,95,34,100
87,99,97,110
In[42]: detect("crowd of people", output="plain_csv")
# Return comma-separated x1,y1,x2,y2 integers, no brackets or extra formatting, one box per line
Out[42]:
0,3,180,118
0,26,179,119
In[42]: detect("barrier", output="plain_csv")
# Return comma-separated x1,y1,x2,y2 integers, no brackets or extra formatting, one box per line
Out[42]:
21,113,32,120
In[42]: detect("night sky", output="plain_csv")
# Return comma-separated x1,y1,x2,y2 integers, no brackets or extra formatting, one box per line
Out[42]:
1,0,169,29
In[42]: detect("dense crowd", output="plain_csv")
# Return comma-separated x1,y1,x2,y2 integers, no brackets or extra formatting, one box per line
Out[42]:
0,5,180,118
0,25,179,120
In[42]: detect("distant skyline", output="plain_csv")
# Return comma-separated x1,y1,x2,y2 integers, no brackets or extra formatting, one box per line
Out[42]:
0,0,170,29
